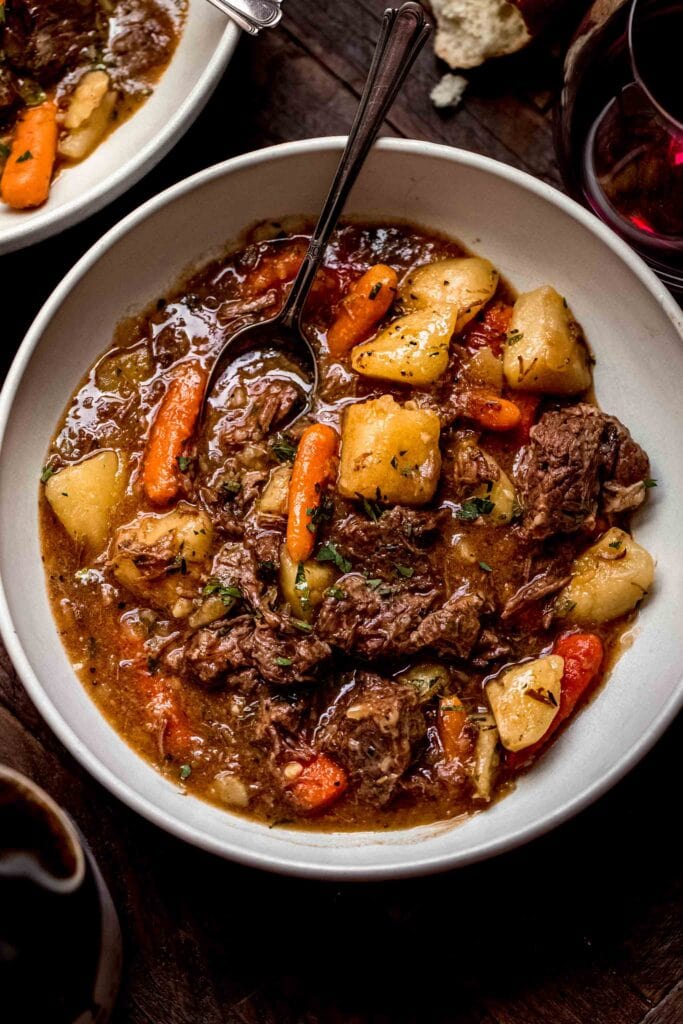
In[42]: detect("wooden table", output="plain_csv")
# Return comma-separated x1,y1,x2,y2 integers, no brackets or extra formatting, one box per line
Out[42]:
1,4,681,1022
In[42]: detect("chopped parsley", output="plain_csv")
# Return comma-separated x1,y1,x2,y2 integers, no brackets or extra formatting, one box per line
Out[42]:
394,564,414,579
294,561,310,609
644,478,657,488
506,329,524,346
179,764,192,781
555,597,576,617
271,434,298,463
40,465,56,483
609,540,622,550
358,494,383,522
166,555,187,576
275,656,293,667
16,150,33,163
0,141,11,160
325,586,347,600
176,455,193,472
291,618,313,633
368,282,383,300
454,496,495,520
306,495,334,531
203,579,242,603
478,561,493,572
315,541,351,574
221,478,241,501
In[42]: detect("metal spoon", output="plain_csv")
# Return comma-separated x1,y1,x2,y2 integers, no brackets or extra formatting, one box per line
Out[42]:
202,2,431,423
205,0,282,36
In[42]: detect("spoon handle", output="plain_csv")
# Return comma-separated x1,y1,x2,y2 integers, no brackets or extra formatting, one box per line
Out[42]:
280,2,431,328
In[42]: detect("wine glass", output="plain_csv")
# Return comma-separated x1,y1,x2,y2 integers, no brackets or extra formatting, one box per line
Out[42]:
557,0,683,296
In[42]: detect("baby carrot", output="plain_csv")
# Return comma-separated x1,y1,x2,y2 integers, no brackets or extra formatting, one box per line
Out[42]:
327,264,398,357
438,695,471,763
246,241,306,296
466,390,522,431
286,422,338,563
1,100,58,209
511,391,541,442
290,754,348,813
142,361,205,505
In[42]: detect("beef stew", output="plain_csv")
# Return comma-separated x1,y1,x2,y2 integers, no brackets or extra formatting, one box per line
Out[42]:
39,222,655,829
0,0,184,209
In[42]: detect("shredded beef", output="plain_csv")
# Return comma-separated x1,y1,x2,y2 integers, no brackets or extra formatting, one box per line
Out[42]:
315,671,425,806
183,617,331,689
329,506,445,586
215,378,300,450
409,590,483,658
515,404,650,539
3,0,102,83
315,575,438,660
109,0,175,78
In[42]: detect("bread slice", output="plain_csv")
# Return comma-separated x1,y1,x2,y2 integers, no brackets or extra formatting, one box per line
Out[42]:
431,0,531,70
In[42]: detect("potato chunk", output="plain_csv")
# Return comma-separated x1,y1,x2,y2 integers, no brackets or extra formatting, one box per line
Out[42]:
503,286,592,394
400,257,499,332
280,547,336,621
486,656,564,752
556,527,654,624
59,89,117,162
258,465,291,515
338,395,442,506
112,507,213,607
44,450,126,553
63,70,110,130
351,308,456,385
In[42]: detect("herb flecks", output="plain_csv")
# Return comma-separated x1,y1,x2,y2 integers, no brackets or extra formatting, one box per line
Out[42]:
203,579,242,604
454,496,495,521
316,541,352,574
271,434,298,463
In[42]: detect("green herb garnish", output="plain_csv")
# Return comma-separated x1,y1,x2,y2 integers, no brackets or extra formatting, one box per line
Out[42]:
478,561,493,572
203,578,242,603
275,656,293,667
294,561,310,609
454,497,495,521
16,150,33,163
40,465,55,483
644,478,657,488
176,455,193,472
271,434,298,463
179,764,192,781
316,541,351,574
394,564,414,578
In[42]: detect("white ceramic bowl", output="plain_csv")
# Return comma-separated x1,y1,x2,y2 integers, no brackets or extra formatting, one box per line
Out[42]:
0,3,238,255
1,139,682,879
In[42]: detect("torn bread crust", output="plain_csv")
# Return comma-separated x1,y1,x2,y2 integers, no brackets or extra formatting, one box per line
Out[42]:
431,0,534,70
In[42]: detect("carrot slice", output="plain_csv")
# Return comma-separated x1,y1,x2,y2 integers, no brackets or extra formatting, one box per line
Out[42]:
438,695,471,762
290,754,348,812
286,422,338,563
465,391,522,432
327,264,398,357
511,391,541,442
1,100,58,209
246,241,306,296
142,361,206,505
119,626,193,761
462,301,512,357
507,632,604,769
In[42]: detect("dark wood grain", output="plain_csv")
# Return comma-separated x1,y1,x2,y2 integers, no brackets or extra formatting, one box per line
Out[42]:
0,3,680,1022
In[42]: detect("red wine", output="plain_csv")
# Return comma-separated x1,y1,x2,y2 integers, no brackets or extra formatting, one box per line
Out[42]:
557,0,683,294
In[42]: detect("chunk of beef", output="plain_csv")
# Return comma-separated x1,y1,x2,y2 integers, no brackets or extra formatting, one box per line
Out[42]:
409,590,483,658
315,574,438,660
182,618,331,688
109,0,175,78
315,671,426,806
328,506,446,586
210,538,281,626
4,0,102,83
214,377,300,450
515,404,650,539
